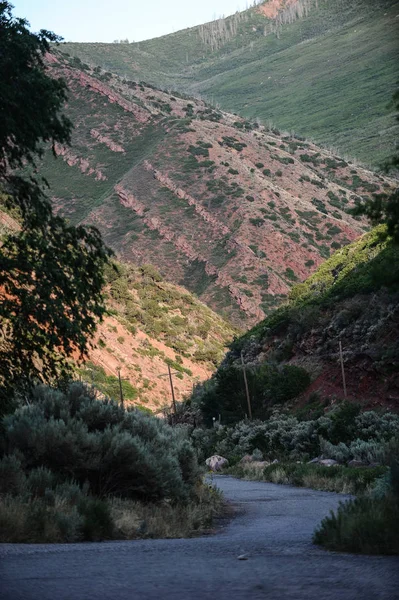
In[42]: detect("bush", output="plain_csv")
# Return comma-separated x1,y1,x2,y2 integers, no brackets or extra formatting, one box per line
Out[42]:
0,383,228,543
0,454,26,495
191,402,399,466
313,493,399,554
1,382,200,502
78,497,114,541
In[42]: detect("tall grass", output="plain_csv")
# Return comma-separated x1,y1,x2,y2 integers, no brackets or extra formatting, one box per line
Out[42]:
313,494,399,555
0,483,224,543
313,462,399,554
227,462,387,495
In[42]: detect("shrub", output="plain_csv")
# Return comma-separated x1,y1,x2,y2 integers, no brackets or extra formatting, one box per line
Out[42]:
284,268,297,281
313,493,399,554
249,217,265,227
228,461,386,494
191,401,399,469
321,436,399,465
1,382,200,502
27,467,57,498
78,497,114,541
318,401,361,444
0,454,26,495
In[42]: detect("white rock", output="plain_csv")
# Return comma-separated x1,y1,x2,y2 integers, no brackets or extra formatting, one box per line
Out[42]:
205,455,229,472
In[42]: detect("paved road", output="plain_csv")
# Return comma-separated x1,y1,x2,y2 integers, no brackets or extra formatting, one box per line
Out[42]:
0,476,397,600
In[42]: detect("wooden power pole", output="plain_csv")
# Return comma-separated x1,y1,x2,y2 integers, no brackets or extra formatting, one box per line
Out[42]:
339,341,347,398
117,367,124,410
241,351,252,420
167,364,177,416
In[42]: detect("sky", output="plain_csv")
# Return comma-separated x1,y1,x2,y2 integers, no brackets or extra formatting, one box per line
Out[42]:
11,1,251,43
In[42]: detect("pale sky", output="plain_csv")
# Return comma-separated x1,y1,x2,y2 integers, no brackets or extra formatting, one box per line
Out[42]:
11,1,251,43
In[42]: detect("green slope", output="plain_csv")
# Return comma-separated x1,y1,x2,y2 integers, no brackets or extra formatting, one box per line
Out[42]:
197,227,399,421
62,0,399,166
238,225,399,347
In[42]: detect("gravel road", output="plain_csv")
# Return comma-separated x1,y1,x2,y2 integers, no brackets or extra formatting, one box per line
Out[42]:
0,476,397,600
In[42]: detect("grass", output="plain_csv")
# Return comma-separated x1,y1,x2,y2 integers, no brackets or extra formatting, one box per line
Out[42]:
102,261,235,368
237,226,399,348
226,462,387,495
0,482,225,543
62,0,399,166
313,493,399,555
35,43,393,328
111,482,224,539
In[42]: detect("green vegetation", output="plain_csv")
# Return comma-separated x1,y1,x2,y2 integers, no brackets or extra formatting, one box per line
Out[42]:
249,217,265,227
237,226,399,348
191,402,399,464
103,261,235,368
63,0,399,165
351,88,399,241
193,364,311,425
0,383,224,542
284,267,297,281
78,363,137,401
0,3,110,409
218,136,247,152
229,462,387,495
313,466,399,555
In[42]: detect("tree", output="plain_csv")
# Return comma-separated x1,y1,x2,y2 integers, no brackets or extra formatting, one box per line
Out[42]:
352,88,399,242
0,2,111,406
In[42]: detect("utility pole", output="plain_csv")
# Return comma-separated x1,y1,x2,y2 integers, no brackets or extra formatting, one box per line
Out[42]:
117,367,124,410
158,366,180,423
167,364,177,416
241,350,252,420
339,341,347,398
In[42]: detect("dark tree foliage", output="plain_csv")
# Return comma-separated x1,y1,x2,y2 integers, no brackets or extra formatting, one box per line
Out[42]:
0,2,111,406
196,363,311,425
352,88,399,242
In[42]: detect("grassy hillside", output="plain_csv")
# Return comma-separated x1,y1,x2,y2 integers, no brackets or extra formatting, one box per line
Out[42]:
78,261,235,412
203,227,399,415
39,52,392,327
0,204,235,412
61,0,399,166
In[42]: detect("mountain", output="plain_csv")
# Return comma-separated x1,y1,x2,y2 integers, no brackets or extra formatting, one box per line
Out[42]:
78,262,235,412
40,51,393,327
60,0,399,167
0,202,234,411
0,197,235,412
216,227,399,413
